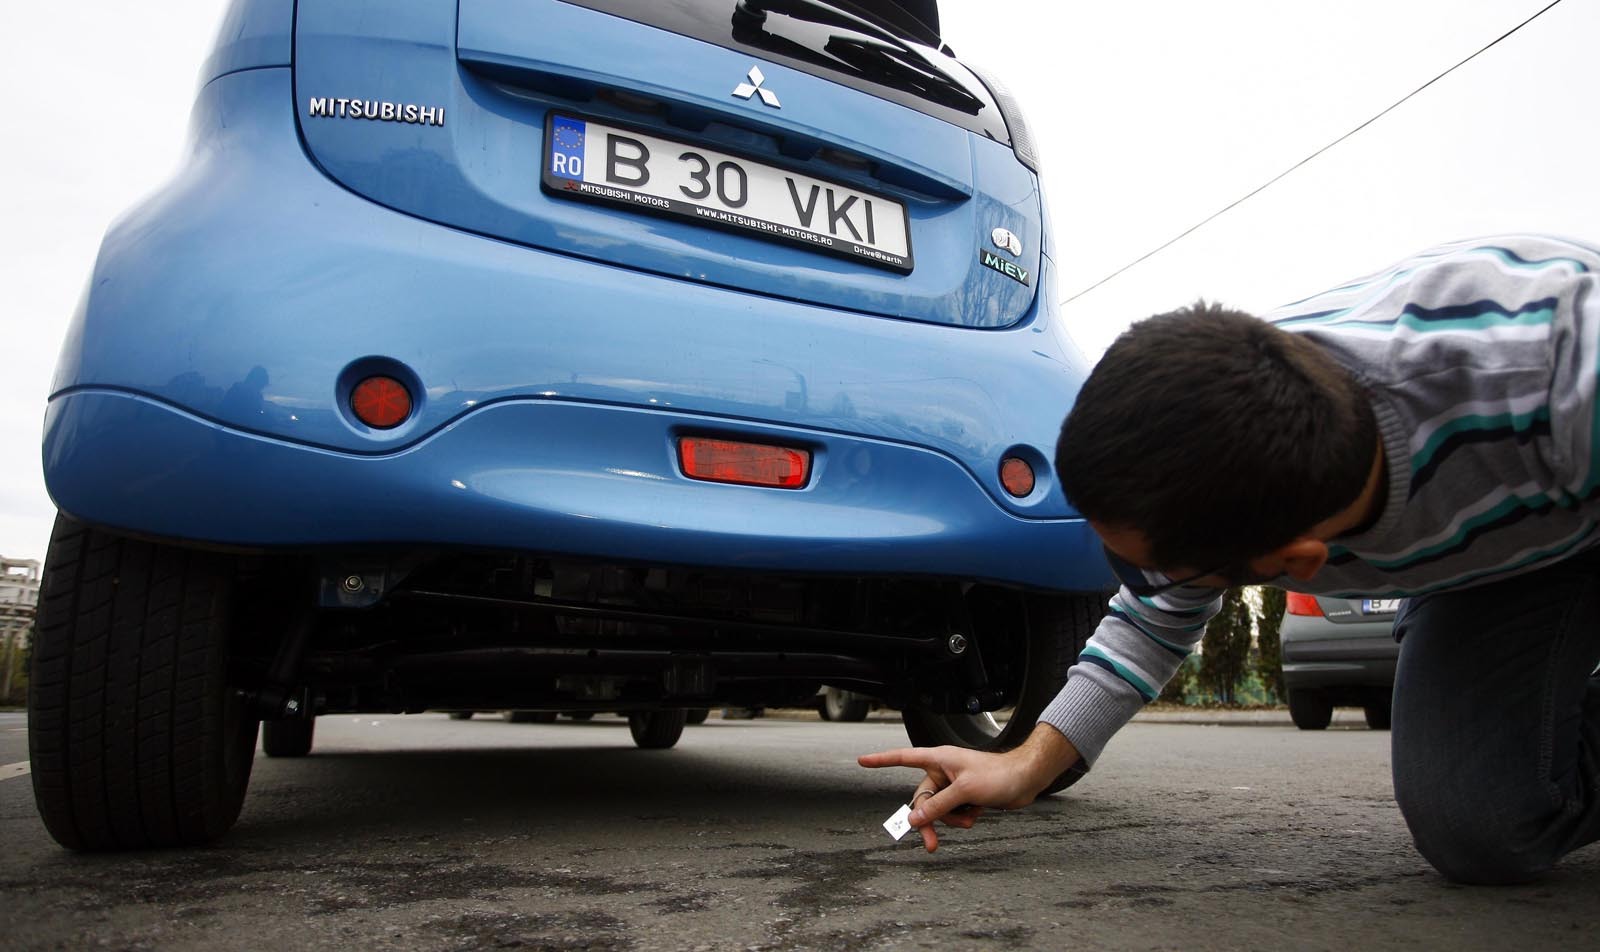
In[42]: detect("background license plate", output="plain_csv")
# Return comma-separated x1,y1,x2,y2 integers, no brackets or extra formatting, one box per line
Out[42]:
1361,598,1402,614
541,114,913,273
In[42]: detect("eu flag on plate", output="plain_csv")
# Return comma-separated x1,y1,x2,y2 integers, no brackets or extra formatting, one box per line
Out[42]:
549,116,587,180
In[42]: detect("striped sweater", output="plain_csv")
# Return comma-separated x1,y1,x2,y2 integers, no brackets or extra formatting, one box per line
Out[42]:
1041,234,1600,766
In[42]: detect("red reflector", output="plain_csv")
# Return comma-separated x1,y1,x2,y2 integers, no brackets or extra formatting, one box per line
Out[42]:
999,457,1035,497
1285,592,1324,617
351,376,412,429
678,437,809,489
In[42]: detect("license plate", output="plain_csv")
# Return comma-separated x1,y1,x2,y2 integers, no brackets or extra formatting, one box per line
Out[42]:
1361,598,1402,614
541,113,913,273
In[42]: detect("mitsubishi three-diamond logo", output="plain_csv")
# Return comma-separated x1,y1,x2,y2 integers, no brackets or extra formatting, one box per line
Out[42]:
732,66,781,108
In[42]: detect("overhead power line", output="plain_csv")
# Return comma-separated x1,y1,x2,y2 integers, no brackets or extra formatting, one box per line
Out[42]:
1061,0,1567,306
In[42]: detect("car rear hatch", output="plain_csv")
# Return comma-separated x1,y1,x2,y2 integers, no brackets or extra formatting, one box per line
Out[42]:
1312,595,1401,627
292,0,1041,328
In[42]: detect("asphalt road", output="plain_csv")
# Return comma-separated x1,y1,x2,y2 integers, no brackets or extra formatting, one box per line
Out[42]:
1,710,1594,951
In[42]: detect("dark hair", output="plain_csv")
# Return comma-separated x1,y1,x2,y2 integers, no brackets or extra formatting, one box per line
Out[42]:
1056,301,1377,571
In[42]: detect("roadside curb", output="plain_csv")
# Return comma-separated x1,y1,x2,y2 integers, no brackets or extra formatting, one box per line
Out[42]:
1131,709,1367,726
759,708,1371,728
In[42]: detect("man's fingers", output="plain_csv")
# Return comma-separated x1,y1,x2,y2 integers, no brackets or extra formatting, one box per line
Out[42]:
909,784,969,828
935,803,985,828
858,748,936,770
859,745,979,849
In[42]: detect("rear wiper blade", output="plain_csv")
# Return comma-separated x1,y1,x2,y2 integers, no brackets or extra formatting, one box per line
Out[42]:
822,36,982,114
736,0,917,52
733,0,982,114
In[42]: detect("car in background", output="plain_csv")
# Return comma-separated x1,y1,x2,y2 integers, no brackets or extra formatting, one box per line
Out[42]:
1280,592,1400,730
31,0,1115,851
817,686,874,722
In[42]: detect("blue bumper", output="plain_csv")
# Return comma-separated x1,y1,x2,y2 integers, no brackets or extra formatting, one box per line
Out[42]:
45,389,1108,589
43,67,1113,593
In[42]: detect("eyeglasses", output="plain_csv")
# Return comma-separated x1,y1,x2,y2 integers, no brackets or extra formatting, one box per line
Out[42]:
1101,545,1237,598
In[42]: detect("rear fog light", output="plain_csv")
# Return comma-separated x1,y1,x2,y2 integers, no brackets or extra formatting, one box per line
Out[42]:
678,437,809,489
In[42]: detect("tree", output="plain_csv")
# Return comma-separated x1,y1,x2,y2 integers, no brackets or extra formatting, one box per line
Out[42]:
1158,654,1194,704
1198,587,1253,704
0,625,20,706
1254,586,1287,703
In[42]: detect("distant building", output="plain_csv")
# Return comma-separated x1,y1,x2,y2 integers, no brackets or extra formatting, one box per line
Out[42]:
2,557,40,700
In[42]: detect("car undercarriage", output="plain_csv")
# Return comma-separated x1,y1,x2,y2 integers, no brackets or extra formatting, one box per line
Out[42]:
233,549,1042,723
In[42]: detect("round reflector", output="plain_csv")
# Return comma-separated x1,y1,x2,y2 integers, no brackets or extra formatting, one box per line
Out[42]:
351,375,412,429
1000,456,1035,497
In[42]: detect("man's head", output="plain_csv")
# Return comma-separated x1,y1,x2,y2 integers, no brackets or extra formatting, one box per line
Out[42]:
1057,301,1378,581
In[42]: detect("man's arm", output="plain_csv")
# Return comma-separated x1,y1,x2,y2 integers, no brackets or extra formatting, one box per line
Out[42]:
860,583,1221,851
1038,584,1220,765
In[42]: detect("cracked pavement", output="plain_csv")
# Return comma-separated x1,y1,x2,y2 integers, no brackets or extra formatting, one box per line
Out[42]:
1,710,1594,950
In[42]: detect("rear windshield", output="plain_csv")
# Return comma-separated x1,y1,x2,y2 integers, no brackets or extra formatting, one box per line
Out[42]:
556,0,1009,143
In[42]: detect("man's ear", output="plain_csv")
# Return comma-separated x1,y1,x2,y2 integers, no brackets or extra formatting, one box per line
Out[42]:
1275,538,1329,581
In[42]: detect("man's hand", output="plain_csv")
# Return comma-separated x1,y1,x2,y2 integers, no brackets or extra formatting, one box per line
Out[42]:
858,723,1080,852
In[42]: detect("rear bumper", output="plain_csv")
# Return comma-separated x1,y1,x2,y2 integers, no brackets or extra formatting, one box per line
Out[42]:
1280,615,1398,690
43,388,1111,590
1281,659,1398,692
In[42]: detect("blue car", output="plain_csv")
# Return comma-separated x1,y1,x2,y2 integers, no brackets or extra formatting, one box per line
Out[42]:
32,0,1113,849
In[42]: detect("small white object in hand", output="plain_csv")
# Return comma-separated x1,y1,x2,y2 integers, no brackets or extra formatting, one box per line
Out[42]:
883,803,914,841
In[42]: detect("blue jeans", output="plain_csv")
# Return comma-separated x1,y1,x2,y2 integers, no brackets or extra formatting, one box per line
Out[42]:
1392,549,1600,883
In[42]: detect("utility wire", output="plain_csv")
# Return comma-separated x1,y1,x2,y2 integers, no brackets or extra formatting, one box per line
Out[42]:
1061,0,1567,306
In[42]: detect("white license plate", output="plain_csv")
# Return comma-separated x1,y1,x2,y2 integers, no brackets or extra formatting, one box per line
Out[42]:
1361,598,1402,614
541,113,913,273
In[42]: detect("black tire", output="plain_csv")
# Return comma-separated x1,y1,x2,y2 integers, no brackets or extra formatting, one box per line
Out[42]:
1288,688,1334,730
685,708,709,725
628,710,687,749
28,515,258,850
261,717,315,757
447,711,474,721
901,592,1108,796
1364,699,1392,731
503,711,558,724
822,687,871,723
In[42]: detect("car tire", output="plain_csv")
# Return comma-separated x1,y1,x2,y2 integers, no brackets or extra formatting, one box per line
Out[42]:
261,718,316,757
822,687,871,723
447,711,475,720
28,515,258,850
628,710,687,749
1288,689,1334,730
901,592,1108,796
1363,699,1392,731
504,711,558,723
685,708,709,725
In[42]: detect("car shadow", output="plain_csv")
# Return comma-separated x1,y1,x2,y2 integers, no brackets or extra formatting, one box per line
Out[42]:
231,741,936,849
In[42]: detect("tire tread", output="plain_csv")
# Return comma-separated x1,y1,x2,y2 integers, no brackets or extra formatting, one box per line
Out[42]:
27,516,255,851
628,710,687,749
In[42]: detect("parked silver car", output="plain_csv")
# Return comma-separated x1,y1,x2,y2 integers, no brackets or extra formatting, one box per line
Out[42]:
1280,592,1399,730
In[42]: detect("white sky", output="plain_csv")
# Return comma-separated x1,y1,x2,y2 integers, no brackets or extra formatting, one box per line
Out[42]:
0,0,1592,562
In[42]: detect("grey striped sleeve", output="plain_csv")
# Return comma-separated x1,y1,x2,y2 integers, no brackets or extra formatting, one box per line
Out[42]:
1039,586,1219,765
